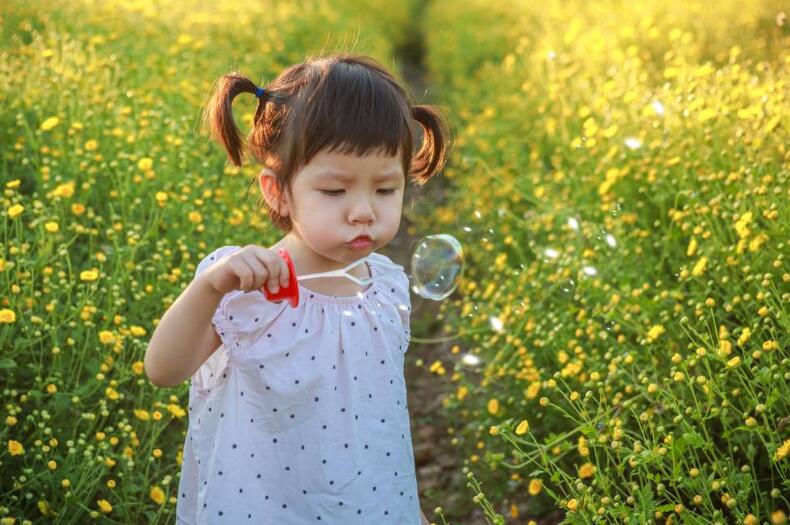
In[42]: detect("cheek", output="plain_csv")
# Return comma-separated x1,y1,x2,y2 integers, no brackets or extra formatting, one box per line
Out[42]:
382,202,403,229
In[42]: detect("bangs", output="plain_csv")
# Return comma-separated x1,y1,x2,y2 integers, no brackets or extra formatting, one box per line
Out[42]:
297,62,412,166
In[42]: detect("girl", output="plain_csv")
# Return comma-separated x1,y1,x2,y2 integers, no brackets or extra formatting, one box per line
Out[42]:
144,52,451,524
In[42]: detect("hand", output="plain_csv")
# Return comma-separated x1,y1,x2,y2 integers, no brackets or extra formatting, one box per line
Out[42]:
197,244,290,296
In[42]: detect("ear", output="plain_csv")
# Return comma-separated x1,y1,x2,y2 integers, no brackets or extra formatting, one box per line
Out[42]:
259,168,289,217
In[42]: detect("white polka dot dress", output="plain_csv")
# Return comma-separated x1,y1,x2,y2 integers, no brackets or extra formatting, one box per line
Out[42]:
176,245,420,524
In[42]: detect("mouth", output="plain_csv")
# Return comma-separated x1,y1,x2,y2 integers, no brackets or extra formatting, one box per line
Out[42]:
346,235,373,248
348,235,372,243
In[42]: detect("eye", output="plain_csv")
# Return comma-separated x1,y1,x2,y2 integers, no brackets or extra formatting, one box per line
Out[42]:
320,190,344,196
378,189,397,195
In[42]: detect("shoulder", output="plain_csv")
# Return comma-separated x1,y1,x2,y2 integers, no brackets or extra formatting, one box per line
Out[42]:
194,245,242,279
193,245,288,346
368,251,410,305
368,252,407,284
368,252,412,338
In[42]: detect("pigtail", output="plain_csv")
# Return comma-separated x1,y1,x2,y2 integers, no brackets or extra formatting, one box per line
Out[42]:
201,72,261,167
410,104,452,185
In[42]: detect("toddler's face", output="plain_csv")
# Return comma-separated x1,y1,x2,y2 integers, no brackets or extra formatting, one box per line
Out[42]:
263,147,405,267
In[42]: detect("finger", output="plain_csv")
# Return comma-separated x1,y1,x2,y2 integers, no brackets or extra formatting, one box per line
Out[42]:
266,258,281,293
261,249,284,292
230,257,257,291
278,251,290,287
240,248,275,291
251,247,281,292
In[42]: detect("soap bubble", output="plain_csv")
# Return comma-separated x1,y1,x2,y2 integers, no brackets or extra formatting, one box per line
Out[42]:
454,209,485,239
594,228,618,249
443,340,485,371
410,234,465,301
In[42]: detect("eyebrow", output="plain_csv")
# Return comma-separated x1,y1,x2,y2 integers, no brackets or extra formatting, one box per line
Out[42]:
314,170,402,182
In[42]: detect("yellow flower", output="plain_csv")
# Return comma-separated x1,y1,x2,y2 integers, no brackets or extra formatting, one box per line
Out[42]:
40,116,60,131
150,486,166,505
758,306,769,317
188,211,203,224
775,439,790,461
456,385,468,401
525,381,540,399
734,212,753,238
0,309,17,323
155,191,168,204
97,499,113,513
99,331,115,344
167,404,186,418
578,436,589,456
105,387,119,401
726,356,741,368
528,479,542,495
134,409,150,421
686,236,698,256
673,371,686,382
487,398,499,415
578,462,595,478
646,324,665,342
771,510,787,525
138,158,153,171
718,340,732,357
489,425,500,436
8,439,24,455
37,499,53,517
515,420,529,435
50,181,75,198
80,269,99,282
46,383,57,394
132,361,145,375
691,256,708,277
763,340,779,352
737,327,752,346
44,221,59,233
7,204,24,218
566,498,578,511
84,139,99,151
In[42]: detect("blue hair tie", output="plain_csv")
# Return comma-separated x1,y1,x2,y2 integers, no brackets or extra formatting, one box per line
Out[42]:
254,87,266,98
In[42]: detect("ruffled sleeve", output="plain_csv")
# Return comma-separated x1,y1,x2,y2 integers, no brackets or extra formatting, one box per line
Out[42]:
190,245,287,392
370,253,412,345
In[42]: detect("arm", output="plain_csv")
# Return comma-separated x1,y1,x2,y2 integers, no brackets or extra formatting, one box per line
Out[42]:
144,276,224,387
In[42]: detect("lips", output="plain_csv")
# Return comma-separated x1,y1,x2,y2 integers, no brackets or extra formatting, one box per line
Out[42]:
349,235,372,243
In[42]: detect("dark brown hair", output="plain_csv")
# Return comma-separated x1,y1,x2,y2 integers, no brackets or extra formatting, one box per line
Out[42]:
200,52,452,231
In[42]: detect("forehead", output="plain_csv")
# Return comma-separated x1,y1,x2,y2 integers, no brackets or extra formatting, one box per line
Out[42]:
302,148,403,180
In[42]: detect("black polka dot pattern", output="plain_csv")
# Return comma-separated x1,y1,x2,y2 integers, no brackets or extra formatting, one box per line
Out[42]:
178,248,419,523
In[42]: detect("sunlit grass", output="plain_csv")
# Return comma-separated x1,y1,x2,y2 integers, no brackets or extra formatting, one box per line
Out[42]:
419,0,789,523
0,0,417,522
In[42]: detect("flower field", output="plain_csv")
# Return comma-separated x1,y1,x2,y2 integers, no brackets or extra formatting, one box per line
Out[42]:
0,0,416,522
417,0,789,523
1,0,788,524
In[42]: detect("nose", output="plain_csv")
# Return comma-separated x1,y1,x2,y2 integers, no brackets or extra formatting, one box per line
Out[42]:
348,196,375,225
